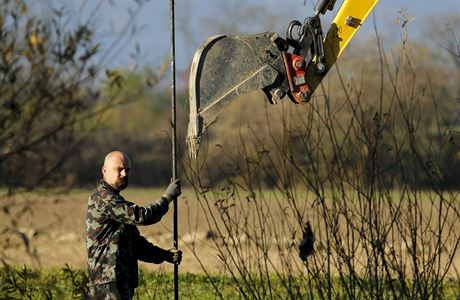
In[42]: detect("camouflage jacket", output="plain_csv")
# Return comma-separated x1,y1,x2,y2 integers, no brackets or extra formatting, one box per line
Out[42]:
86,180,171,287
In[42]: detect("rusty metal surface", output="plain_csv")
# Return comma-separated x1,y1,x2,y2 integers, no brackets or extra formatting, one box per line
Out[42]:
187,32,286,158
282,52,311,104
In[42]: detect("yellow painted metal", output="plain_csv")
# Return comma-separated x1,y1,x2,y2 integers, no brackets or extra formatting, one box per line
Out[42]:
327,0,379,59
306,0,379,94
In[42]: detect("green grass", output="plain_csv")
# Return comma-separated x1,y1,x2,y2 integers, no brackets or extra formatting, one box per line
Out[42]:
0,265,243,300
1,265,459,300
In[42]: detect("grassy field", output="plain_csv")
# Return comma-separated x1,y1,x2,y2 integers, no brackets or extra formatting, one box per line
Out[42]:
1,265,459,300
0,188,458,298
0,265,240,300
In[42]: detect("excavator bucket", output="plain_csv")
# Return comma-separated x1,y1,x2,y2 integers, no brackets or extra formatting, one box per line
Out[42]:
187,32,287,158
187,0,379,159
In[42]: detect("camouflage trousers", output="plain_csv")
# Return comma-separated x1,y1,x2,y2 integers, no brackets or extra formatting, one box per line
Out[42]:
87,282,135,300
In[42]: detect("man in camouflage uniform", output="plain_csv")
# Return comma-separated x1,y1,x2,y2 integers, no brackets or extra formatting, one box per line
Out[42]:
86,151,182,299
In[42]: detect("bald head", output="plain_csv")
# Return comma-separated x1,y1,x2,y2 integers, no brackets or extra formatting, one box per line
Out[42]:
102,151,131,190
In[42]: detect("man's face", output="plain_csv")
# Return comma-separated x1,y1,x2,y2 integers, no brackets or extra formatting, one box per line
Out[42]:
102,153,131,190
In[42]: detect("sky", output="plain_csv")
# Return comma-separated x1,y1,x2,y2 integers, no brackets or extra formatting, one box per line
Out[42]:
33,0,460,72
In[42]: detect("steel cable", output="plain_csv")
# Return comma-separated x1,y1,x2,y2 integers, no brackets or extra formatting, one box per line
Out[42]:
169,0,179,299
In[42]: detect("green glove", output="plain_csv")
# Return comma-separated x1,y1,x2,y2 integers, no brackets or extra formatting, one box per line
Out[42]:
163,179,181,202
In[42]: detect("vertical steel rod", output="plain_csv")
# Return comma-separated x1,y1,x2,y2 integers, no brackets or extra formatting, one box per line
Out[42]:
169,0,179,299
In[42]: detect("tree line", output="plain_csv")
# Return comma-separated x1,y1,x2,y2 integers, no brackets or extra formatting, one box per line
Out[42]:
0,1,458,190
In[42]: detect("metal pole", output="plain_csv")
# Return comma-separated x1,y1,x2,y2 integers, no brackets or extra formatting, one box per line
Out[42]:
169,0,179,299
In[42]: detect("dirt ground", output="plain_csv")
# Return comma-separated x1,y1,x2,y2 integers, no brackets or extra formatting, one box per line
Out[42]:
0,188,459,278
0,188,223,274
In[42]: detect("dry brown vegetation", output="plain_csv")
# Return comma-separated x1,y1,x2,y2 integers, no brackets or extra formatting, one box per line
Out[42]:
179,15,459,298
1,1,459,298
0,186,458,298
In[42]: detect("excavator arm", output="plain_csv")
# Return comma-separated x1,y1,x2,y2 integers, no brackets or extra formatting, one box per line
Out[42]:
187,0,379,158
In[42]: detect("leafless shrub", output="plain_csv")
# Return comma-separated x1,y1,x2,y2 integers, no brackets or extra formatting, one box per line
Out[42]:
183,19,459,300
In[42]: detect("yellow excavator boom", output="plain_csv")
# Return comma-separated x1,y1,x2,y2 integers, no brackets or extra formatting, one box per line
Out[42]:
330,0,379,58
307,0,379,93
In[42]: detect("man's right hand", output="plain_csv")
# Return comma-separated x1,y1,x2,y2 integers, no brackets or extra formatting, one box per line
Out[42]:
163,179,181,202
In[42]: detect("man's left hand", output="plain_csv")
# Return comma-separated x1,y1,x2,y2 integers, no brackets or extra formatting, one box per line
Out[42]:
166,248,182,265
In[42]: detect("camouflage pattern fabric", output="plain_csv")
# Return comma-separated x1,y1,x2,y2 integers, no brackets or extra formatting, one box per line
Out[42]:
86,180,171,288
87,281,134,300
